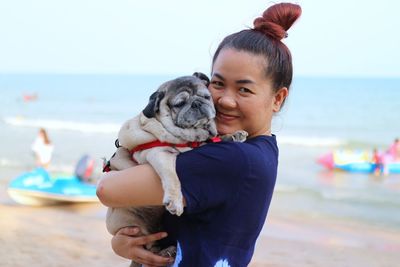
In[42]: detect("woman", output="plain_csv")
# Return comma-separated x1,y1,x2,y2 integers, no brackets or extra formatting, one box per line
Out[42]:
31,128,54,168
97,3,301,266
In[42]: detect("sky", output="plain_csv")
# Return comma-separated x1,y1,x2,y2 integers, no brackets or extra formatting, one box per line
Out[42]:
0,0,399,78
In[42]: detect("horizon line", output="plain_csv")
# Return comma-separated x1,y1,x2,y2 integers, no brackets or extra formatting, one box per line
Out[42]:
1,72,400,80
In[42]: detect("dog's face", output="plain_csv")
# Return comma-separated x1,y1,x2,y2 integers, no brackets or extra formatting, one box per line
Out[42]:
142,73,217,141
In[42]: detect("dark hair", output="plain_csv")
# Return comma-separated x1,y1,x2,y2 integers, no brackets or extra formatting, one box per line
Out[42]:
212,3,301,106
39,128,51,145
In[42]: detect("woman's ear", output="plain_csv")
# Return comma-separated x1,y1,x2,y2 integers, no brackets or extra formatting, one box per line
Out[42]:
272,87,288,112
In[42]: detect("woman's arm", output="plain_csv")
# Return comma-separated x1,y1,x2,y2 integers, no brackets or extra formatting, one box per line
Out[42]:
96,164,165,207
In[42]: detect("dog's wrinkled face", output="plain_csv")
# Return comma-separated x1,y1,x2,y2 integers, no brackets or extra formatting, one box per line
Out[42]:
142,73,217,141
165,78,215,128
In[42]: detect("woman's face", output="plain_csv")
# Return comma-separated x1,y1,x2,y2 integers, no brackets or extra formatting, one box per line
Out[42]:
209,48,287,138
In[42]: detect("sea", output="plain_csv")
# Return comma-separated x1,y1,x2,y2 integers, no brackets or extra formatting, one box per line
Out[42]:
1,74,399,231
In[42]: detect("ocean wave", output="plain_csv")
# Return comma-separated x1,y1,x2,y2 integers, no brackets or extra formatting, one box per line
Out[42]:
274,184,300,193
278,135,345,147
3,116,119,134
0,117,361,147
0,157,79,175
0,158,22,168
297,185,400,207
319,190,400,206
276,181,400,207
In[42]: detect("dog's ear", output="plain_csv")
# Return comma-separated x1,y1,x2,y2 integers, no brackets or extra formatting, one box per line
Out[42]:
142,91,165,118
193,72,210,87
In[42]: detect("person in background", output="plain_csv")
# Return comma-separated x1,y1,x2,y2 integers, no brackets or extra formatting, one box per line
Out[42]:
372,148,383,176
387,138,400,161
97,2,301,266
381,138,400,176
31,128,54,169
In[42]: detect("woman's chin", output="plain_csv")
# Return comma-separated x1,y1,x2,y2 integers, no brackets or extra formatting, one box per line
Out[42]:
217,126,241,136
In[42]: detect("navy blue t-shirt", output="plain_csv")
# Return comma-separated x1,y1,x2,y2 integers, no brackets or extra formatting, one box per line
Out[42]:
168,135,278,267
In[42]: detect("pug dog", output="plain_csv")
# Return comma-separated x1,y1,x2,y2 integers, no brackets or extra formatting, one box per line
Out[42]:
103,73,247,266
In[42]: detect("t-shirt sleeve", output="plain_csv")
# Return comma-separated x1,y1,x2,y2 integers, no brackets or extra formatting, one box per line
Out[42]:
176,142,248,214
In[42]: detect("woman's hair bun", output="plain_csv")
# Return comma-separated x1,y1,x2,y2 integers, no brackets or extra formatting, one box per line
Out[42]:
253,3,302,41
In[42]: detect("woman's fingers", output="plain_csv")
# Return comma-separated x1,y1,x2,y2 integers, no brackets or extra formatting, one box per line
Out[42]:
133,232,168,246
115,227,168,245
116,226,141,236
112,227,174,266
133,248,174,266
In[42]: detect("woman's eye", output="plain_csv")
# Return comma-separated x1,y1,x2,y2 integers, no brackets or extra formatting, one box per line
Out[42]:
211,80,224,88
239,87,253,94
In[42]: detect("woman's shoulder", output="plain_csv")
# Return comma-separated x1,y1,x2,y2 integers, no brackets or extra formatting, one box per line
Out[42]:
210,134,278,158
242,134,278,149
181,134,278,167
244,134,278,155
176,135,279,202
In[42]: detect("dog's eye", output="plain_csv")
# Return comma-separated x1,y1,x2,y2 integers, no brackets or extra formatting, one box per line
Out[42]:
174,101,186,108
203,95,211,100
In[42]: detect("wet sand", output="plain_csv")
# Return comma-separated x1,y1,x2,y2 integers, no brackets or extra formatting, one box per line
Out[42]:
0,170,124,267
252,216,400,267
1,166,399,267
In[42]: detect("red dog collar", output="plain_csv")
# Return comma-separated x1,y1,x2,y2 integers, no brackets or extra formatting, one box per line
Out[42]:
130,136,222,153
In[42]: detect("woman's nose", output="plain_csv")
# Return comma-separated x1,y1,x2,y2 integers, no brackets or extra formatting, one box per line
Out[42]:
217,94,237,109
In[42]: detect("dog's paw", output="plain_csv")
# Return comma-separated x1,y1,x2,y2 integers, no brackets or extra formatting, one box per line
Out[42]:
158,246,177,258
220,130,248,142
163,193,184,216
231,130,248,142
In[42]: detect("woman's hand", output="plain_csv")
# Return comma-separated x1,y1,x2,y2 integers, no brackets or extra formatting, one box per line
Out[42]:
111,226,175,267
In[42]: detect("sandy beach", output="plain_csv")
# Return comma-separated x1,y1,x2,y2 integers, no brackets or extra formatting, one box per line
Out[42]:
1,165,399,267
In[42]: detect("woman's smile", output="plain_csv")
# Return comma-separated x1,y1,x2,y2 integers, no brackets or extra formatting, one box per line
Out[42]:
216,110,240,122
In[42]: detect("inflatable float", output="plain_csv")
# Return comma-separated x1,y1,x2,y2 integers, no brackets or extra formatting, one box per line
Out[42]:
7,167,98,206
317,150,400,174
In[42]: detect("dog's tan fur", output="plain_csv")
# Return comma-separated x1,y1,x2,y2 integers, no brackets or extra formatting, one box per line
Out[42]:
104,74,218,266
